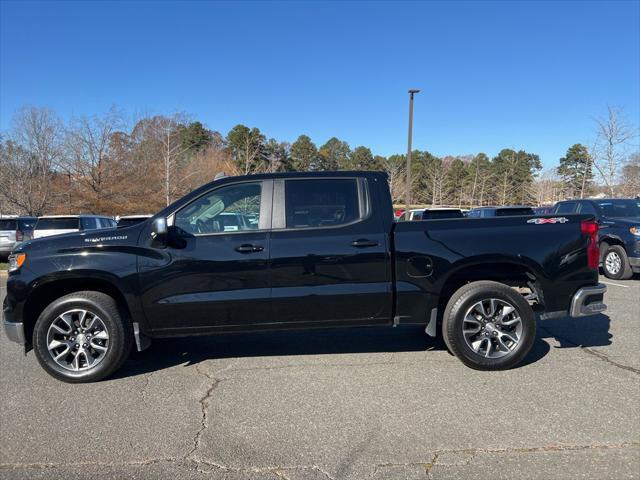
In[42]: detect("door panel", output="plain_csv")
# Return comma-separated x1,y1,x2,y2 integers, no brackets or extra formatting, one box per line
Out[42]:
138,180,272,334
270,177,392,326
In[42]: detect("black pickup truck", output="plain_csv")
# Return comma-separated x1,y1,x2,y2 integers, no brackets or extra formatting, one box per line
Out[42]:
3,171,607,382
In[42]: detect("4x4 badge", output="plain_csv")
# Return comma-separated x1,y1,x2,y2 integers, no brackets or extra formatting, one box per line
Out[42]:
527,217,569,224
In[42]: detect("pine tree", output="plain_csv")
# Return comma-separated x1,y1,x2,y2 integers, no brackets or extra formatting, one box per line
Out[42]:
290,135,318,171
557,144,593,198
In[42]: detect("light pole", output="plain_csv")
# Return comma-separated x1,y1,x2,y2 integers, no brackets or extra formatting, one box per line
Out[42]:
406,89,420,215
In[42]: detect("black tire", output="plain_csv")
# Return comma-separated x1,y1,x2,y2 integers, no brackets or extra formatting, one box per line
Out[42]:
601,244,633,280
33,291,133,383
442,281,536,371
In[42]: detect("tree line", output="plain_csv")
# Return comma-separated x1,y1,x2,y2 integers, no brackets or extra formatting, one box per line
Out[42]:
0,105,637,216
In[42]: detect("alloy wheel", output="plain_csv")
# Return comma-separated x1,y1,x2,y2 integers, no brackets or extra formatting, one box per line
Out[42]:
462,298,523,359
605,251,622,275
46,309,110,371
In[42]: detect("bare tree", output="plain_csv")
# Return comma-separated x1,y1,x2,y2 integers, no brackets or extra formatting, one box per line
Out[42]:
0,107,62,215
382,156,406,204
591,106,638,196
64,107,125,212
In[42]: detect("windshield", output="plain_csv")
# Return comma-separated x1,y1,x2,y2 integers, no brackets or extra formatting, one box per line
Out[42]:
36,218,79,230
595,199,640,218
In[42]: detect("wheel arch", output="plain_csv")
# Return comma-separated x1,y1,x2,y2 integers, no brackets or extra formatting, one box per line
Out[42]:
437,259,541,315
599,235,626,261
23,276,133,345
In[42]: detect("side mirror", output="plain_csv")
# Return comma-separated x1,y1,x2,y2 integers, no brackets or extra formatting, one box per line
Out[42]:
151,217,168,238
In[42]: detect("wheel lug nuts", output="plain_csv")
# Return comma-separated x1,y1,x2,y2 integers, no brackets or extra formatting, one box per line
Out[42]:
83,343,88,348
75,344,79,348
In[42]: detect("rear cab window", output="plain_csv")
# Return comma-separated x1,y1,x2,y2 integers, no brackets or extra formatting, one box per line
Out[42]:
284,178,366,229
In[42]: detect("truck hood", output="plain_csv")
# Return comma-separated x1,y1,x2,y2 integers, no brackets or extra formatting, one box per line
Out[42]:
602,217,640,226
14,225,143,254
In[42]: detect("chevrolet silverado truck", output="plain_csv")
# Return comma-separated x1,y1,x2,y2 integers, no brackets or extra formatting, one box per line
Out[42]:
3,171,607,382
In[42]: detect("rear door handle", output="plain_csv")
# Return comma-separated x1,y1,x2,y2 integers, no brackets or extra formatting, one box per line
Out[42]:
235,244,264,253
351,239,379,248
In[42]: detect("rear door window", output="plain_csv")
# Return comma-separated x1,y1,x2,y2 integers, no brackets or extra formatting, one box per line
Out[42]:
284,179,364,229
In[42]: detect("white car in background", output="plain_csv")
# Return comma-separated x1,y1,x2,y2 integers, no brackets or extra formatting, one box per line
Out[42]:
33,215,116,239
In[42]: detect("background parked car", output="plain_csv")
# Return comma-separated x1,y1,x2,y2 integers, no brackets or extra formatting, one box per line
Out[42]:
467,206,535,217
421,208,464,219
33,215,116,239
397,208,425,221
553,198,640,280
0,216,37,259
116,214,152,228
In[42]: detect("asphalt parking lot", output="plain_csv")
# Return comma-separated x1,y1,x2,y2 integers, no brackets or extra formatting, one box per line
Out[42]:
0,274,638,480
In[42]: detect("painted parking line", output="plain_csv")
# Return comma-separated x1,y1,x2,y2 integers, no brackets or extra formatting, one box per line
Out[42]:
599,280,630,288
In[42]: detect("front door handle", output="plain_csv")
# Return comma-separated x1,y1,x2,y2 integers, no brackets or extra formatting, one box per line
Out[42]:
235,244,264,253
351,239,379,248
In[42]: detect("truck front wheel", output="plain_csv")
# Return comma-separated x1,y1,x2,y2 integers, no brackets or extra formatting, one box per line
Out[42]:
33,291,133,383
442,281,536,370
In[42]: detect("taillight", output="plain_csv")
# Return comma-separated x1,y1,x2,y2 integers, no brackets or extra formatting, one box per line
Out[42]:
16,230,23,242
581,219,599,270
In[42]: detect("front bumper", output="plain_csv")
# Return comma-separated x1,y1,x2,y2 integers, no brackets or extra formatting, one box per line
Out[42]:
570,284,607,317
4,320,26,344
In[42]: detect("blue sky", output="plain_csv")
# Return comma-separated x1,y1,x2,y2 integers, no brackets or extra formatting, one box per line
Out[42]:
1,0,638,168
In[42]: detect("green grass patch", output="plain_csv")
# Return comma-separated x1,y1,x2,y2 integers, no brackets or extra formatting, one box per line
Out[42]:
0,263,7,272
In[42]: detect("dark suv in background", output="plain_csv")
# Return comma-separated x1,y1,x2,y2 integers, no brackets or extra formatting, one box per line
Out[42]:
553,198,640,280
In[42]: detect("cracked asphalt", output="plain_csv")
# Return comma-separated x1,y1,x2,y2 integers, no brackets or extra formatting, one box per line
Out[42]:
1,274,639,479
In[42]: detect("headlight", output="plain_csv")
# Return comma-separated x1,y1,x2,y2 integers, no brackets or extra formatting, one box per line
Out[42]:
631,227,640,237
8,253,26,272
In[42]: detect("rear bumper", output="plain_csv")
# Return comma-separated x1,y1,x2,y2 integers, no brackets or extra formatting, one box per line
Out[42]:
3,320,25,344
570,284,607,317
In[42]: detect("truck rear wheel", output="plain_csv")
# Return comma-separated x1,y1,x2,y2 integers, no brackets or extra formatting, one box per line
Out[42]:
602,245,633,280
33,291,133,383
442,281,536,370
